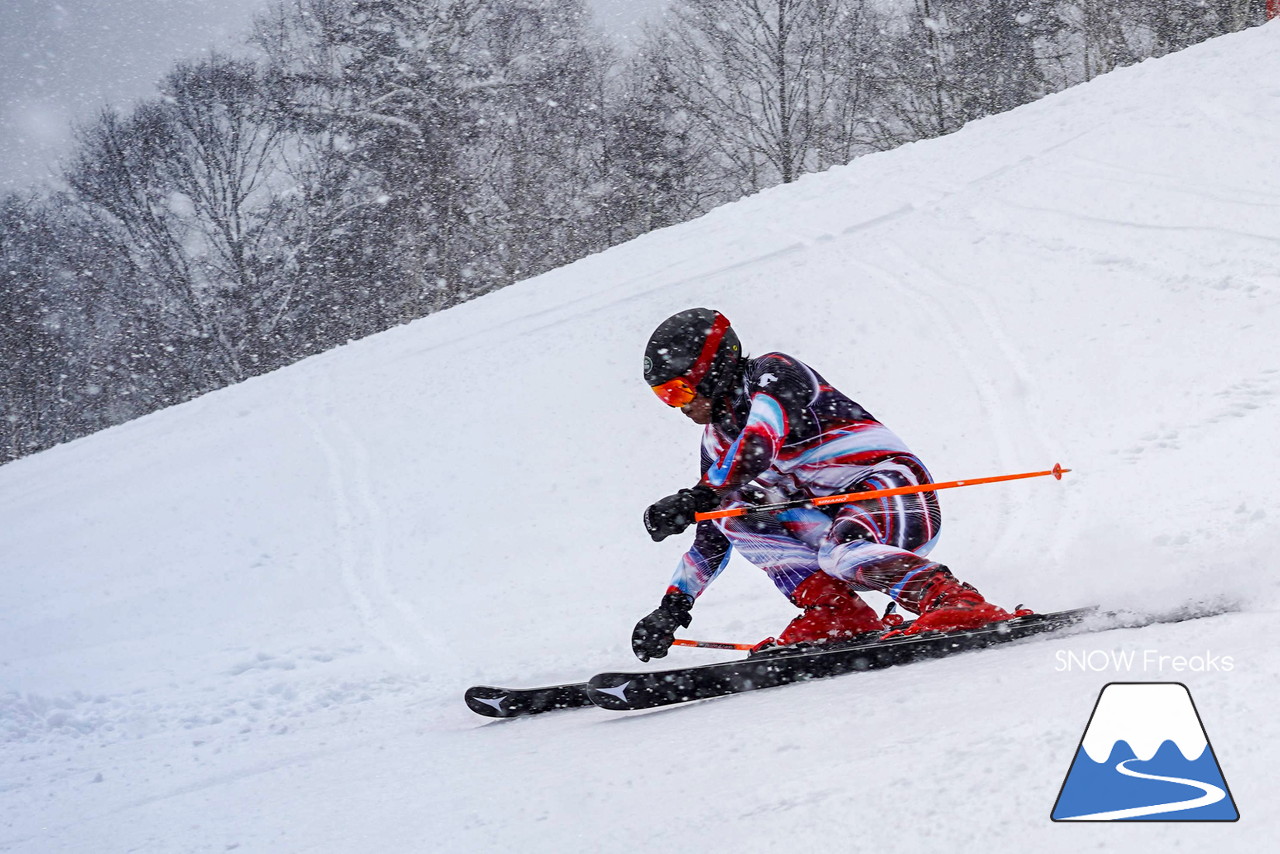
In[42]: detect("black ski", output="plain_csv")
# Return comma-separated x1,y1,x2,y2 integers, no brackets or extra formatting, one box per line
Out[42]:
465,682,594,718
585,602,1234,712
465,611,1090,719
465,600,1234,718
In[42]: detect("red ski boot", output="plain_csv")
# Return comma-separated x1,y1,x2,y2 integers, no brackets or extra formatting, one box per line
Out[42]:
887,571,1030,637
753,572,885,652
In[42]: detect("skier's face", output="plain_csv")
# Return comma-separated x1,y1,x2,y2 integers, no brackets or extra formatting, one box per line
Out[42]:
680,394,714,425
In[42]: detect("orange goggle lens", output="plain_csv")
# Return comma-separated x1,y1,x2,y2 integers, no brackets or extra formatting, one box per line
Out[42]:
651,377,697,407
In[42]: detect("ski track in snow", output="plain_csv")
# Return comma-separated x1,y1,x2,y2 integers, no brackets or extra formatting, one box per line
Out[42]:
996,198,1280,246
395,240,809,368
897,246,1071,567
853,245,1023,565
297,368,430,668
1063,153,1280,210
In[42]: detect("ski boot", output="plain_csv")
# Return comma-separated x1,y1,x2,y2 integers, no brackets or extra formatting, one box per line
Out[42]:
752,571,885,653
885,570,1030,638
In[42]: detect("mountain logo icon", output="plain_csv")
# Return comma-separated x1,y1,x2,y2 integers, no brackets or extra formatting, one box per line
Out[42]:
1052,682,1238,821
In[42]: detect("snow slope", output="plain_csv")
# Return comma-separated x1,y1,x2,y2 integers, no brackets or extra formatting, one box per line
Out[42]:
4,22,1280,853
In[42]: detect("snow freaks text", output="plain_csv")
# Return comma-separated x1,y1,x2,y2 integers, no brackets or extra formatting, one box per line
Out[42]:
1054,650,1234,673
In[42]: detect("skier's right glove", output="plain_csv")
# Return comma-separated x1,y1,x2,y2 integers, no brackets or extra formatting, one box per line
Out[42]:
631,591,695,662
643,484,720,542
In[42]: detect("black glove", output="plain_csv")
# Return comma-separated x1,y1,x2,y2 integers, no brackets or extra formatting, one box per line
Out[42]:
643,484,720,542
631,591,694,661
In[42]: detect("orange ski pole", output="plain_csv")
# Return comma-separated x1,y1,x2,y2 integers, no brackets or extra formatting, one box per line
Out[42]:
671,638,755,651
696,462,1070,522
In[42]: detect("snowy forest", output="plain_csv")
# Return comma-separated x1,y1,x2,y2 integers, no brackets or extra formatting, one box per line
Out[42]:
0,0,1269,463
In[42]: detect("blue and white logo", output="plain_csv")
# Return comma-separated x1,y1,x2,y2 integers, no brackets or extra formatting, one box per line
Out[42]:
1051,682,1238,822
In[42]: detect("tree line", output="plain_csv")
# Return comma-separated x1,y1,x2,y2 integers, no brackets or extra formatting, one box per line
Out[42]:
1,0,1268,462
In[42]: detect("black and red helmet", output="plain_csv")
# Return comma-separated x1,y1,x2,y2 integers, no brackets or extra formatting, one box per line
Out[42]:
644,308,742,406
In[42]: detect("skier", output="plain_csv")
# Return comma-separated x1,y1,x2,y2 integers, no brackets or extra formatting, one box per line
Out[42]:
632,307,1027,661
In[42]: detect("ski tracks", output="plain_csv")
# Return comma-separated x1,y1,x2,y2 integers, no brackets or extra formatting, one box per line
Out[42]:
297,366,435,669
855,241,1067,568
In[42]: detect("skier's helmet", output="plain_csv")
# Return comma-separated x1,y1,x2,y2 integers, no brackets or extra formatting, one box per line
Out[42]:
644,308,742,407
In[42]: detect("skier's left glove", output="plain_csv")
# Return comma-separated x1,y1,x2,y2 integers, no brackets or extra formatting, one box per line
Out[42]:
631,591,694,661
644,484,720,542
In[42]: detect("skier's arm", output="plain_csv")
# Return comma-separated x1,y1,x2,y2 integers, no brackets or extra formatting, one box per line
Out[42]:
655,437,737,599
665,437,734,600
666,520,733,600
703,354,815,490
702,392,786,489
634,440,735,661
632,521,732,661
643,484,719,542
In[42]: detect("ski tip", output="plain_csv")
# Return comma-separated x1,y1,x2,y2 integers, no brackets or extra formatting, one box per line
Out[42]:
464,686,514,718
585,674,636,711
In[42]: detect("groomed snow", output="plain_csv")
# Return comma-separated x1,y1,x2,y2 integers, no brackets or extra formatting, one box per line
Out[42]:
3,21,1280,853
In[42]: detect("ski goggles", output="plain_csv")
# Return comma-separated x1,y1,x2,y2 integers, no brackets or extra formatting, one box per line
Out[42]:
650,377,698,407
647,313,731,407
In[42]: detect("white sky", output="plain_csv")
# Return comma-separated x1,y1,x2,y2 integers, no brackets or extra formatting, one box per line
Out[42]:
0,0,669,192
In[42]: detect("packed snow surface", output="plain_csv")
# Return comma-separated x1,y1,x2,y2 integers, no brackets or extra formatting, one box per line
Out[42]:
4,22,1280,853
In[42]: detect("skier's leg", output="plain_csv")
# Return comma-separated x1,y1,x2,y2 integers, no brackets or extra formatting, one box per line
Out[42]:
819,536,944,613
716,505,883,645
815,468,947,613
715,505,826,599
770,568,884,646
817,468,1021,630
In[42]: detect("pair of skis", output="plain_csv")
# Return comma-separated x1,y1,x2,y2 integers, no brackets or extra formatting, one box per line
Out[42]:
464,602,1230,718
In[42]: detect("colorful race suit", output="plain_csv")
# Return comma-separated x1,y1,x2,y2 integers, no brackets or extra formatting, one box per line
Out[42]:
667,352,945,612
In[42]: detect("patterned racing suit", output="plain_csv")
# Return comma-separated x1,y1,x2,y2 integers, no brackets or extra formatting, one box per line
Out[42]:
667,352,945,612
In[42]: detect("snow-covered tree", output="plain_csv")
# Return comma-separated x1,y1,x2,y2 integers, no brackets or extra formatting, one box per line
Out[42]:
66,56,292,383
866,0,1062,149
467,0,612,280
653,0,877,198
604,44,716,239
255,0,616,311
